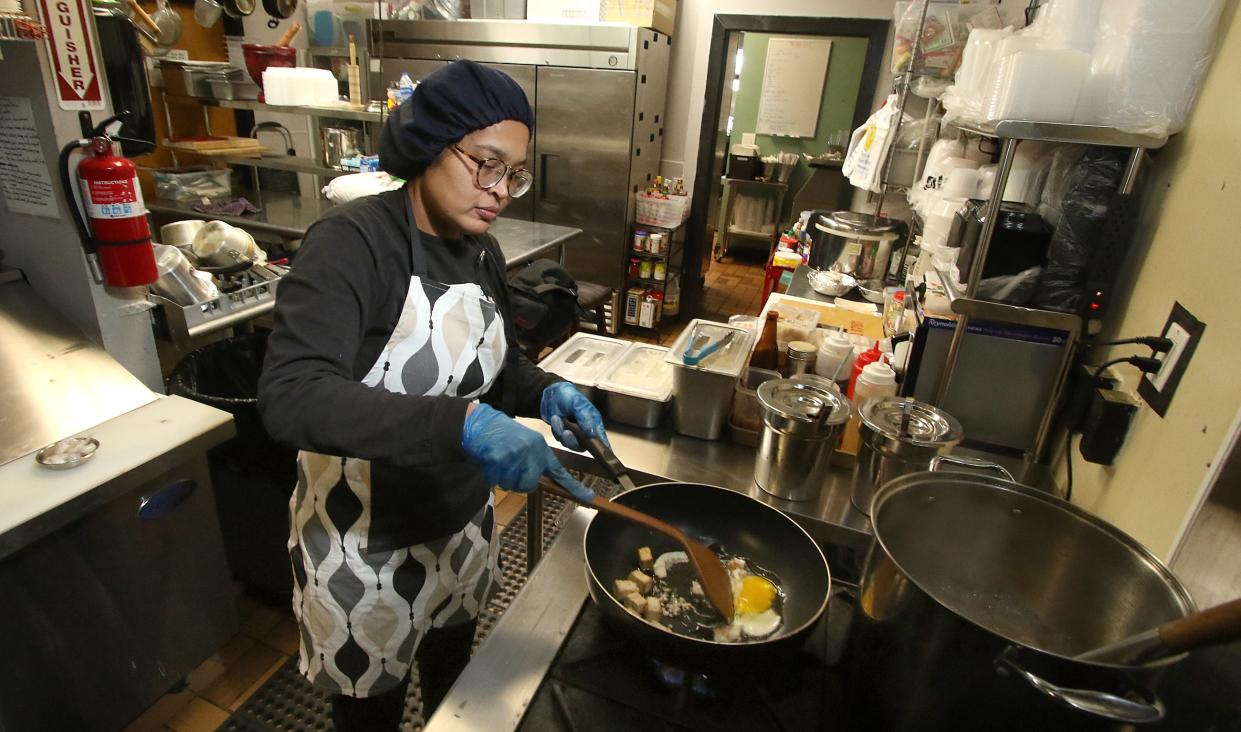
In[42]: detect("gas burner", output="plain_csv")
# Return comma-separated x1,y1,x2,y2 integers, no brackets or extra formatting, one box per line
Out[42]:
646,658,715,698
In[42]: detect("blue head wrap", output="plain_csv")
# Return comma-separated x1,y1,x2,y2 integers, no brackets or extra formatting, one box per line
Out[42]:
379,59,533,180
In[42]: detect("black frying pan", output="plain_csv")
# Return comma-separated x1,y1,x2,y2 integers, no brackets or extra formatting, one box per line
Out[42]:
571,429,832,671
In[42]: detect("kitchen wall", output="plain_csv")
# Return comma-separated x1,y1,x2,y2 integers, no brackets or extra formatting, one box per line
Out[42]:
1070,0,1241,561
659,0,893,188
728,32,869,222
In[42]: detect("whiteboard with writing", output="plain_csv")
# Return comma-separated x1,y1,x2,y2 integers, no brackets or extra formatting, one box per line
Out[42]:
756,37,832,139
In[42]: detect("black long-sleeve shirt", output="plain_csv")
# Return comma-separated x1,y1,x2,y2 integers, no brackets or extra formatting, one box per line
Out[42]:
258,188,559,549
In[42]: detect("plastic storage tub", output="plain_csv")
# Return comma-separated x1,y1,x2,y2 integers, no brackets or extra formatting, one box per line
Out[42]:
597,344,673,428
538,333,631,403
664,319,755,440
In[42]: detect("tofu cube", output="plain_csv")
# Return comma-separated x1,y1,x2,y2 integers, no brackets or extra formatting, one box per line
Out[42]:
628,569,653,595
643,597,662,623
638,546,654,570
615,579,640,597
623,592,646,614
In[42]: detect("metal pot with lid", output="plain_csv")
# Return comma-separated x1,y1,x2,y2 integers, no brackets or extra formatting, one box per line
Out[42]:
754,375,850,502
808,210,902,282
850,396,1009,515
850,469,1196,729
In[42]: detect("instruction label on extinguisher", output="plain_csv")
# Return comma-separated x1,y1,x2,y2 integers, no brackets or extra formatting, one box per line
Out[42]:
84,176,147,219
38,0,105,111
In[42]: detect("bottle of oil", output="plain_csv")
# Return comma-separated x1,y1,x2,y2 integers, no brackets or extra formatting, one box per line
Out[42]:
751,310,780,371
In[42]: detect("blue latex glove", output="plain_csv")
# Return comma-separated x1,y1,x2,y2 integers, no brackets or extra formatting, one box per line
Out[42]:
540,381,609,451
462,402,595,502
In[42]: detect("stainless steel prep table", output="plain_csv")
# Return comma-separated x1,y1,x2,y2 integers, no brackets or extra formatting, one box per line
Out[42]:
424,419,872,732
146,190,583,268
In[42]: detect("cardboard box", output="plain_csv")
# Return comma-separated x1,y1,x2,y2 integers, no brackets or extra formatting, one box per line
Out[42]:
527,0,599,22
599,0,677,36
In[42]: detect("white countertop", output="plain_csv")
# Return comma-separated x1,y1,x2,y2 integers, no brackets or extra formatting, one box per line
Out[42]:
0,395,235,560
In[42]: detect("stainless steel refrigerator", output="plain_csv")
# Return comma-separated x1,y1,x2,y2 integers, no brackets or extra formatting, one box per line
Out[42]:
371,20,671,291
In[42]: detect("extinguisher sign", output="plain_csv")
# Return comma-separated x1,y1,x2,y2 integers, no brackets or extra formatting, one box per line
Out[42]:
38,0,105,111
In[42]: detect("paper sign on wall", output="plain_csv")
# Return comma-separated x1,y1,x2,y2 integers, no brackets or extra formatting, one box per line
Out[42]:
37,0,105,111
0,96,61,218
756,37,832,139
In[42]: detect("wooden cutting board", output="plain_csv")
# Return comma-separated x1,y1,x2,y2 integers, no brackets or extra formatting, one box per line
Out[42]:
164,137,267,157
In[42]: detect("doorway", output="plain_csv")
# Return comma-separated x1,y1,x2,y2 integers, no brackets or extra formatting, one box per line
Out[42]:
684,15,889,318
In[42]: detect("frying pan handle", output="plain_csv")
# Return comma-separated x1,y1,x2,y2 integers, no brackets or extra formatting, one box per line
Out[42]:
562,417,627,484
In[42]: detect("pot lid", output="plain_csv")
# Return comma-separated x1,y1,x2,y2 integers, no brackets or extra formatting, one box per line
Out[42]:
858,396,962,445
817,211,901,236
757,375,850,426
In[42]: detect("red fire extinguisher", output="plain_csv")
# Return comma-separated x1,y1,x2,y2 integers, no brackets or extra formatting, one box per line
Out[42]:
61,133,158,287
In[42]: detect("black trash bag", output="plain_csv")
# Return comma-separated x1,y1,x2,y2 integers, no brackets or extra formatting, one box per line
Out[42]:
1033,149,1127,312
168,331,296,467
508,258,585,352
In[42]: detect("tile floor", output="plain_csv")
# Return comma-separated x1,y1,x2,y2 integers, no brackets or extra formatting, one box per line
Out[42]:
122,253,768,732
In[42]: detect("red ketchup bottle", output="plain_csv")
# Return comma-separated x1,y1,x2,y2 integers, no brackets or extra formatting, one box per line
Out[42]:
847,341,883,399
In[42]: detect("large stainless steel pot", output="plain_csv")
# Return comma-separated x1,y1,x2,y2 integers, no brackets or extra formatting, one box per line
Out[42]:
808,210,901,280
754,375,850,501
848,469,1197,730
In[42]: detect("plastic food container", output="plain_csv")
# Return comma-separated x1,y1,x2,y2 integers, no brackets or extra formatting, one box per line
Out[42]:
152,167,232,202
539,333,631,404
597,344,673,429
664,319,754,440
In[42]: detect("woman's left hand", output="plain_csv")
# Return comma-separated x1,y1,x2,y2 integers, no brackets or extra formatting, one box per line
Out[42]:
540,382,609,451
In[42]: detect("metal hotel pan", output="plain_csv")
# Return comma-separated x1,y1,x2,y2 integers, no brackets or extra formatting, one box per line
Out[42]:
582,480,832,671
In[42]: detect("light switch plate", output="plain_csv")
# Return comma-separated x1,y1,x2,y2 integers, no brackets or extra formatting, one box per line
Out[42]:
1138,302,1204,417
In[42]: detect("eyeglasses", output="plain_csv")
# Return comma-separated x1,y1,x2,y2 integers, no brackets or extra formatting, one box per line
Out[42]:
451,145,533,199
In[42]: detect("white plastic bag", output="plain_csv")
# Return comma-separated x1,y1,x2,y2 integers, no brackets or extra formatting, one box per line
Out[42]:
842,95,909,194
321,172,404,204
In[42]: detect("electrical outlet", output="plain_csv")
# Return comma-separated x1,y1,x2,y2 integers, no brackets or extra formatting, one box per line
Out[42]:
1138,303,1205,417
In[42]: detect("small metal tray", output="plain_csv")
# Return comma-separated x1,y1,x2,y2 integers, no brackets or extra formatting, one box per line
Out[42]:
35,437,100,470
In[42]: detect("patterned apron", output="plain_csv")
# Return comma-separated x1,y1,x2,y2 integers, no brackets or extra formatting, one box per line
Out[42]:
287,199,507,698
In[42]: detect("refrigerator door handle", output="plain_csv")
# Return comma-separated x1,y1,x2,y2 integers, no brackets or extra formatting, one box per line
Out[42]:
539,152,560,200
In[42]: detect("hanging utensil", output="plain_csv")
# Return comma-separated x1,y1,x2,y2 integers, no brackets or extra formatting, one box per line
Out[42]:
262,0,297,29
149,0,181,46
1075,596,1241,665
222,0,254,19
551,419,735,623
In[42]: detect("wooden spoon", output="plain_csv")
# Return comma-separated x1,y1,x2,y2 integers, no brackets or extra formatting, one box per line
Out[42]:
276,21,300,47
1076,596,1241,664
126,0,161,35
550,419,735,623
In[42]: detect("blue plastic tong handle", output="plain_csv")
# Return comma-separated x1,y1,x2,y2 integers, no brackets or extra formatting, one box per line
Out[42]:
682,331,735,366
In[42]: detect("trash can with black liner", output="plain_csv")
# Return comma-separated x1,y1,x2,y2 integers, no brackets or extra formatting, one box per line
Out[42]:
168,332,295,602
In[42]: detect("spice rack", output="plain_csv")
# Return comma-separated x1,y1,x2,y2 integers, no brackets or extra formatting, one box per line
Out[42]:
622,221,684,337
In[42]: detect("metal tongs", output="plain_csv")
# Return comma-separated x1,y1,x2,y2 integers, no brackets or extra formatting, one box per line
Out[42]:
682,331,735,366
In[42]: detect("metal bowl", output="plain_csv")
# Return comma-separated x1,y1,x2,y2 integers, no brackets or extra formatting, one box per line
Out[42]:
35,437,100,470
160,219,206,250
856,278,887,303
807,269,856,297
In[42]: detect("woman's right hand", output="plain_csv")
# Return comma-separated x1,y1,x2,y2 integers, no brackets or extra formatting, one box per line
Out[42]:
462,403,595,502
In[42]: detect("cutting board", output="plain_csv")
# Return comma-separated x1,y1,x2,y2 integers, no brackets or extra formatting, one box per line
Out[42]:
165,137,268,157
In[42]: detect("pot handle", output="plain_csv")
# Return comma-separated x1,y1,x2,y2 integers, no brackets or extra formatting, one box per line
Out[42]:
998,654,1165,725
929,454,1014,482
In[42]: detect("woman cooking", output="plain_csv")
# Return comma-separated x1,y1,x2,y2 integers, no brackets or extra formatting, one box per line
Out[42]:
258,60,606,731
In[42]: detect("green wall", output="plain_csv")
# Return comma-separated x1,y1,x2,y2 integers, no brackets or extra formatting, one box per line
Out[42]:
731,33,869,225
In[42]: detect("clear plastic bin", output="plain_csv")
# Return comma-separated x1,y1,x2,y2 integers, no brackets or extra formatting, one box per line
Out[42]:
598,344,673,429
153,167,233,202
538,333,631,404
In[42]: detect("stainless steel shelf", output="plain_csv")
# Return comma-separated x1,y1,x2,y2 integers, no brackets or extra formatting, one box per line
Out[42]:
307,45,351,57
953,120,1167,150
936,268,1083,332
163,95,385,122
213,98,385,123
727,226,776,239
220,154,351,178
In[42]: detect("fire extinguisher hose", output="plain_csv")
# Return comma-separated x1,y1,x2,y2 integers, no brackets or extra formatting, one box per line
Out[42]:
59,138,95,253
